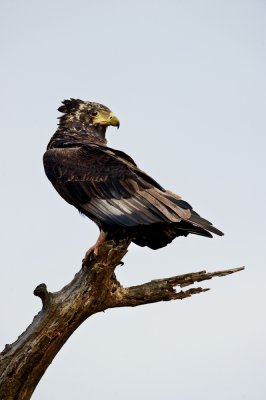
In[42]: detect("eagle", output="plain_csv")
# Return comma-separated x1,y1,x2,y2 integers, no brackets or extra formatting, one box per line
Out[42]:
43,99,223,257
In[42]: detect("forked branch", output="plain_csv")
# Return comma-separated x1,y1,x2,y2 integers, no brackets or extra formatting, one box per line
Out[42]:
108,267,244,308
0,239,244,400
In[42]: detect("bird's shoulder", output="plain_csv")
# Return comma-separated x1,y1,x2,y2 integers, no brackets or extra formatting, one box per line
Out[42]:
44,143,135,166
43,143,165,192
43,144,138,183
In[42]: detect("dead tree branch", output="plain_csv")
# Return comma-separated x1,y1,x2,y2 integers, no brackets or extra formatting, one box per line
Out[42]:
0,239,244,400
108,267,244,308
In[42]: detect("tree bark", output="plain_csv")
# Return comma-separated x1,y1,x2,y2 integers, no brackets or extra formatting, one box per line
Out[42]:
0,239,244,400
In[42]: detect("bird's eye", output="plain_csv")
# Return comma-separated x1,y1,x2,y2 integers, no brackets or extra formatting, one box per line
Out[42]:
91,110,98,116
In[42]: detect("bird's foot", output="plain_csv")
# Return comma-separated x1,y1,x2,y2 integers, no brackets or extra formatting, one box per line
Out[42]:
84,231,107,262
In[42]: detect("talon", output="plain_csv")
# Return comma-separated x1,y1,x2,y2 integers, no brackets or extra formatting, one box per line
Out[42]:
84,231,107,261
85,247,97,261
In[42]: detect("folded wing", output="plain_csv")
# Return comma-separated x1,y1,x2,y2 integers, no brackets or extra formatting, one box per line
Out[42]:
43,143,223,241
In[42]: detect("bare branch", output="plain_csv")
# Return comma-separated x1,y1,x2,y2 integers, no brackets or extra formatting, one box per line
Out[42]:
0,239,244,400
108,267,245,308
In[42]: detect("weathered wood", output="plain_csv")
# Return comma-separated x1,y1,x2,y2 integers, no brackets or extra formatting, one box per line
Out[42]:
107,267,244,308
0,239,244,400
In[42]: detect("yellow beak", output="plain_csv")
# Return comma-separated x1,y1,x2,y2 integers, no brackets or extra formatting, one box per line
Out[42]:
93,111,120,128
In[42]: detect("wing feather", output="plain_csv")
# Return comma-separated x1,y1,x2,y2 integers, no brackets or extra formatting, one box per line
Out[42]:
43,144,223,236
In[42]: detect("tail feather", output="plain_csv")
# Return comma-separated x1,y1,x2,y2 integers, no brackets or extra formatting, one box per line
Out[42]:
188,211,224,236
164,192,224,237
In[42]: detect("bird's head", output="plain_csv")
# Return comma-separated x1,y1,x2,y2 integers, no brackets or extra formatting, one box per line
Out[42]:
58,99,120,130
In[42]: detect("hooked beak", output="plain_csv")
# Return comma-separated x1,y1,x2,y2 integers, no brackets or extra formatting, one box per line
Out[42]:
109,113,120,128
93,111,120,129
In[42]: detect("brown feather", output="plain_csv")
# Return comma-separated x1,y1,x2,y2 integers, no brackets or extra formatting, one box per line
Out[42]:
44,103,224,250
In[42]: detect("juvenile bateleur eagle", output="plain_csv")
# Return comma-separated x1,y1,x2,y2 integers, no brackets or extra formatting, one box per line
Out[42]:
43,99,223,256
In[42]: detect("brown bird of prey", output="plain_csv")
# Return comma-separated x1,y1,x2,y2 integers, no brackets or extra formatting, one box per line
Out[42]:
43,99,223,257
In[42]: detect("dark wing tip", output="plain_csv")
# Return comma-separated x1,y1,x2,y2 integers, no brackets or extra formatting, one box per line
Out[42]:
207,226,224,236
189,211,224,237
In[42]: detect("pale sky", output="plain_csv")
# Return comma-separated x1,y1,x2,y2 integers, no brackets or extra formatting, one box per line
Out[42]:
0,0,265,399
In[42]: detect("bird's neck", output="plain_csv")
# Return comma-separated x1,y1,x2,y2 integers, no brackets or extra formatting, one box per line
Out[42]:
47,123,107,149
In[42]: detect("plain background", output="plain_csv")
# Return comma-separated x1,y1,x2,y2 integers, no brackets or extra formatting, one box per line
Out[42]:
0,0,265,399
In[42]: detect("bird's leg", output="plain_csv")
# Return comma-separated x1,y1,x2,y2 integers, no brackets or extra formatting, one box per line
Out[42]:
85,230,107,260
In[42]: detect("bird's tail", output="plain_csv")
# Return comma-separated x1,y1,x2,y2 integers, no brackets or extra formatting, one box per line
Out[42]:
188,211,224,236
164,193,224,237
